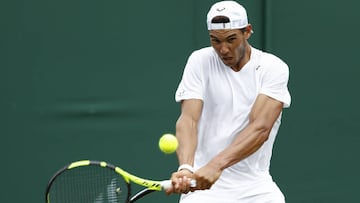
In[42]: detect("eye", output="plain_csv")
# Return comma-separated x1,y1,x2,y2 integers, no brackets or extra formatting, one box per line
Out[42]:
211,38,221,44
227,37,237,43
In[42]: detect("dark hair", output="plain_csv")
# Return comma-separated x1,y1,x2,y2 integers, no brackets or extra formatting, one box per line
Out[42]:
211,16,246,33
211,16,230,23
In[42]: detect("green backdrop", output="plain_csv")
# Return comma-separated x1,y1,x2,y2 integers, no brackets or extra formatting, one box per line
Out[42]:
1,0,359,202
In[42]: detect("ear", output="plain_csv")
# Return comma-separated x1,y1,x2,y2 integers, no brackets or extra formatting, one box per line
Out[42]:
245,24,253,39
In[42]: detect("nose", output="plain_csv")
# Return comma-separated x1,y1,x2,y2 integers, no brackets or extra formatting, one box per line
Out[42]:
219,43,229,55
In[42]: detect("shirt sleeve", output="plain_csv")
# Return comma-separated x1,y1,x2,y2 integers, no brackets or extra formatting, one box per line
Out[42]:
175,51,204,102
259,55,291,108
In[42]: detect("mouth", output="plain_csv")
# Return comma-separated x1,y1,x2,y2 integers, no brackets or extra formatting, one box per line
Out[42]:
222,57,233,63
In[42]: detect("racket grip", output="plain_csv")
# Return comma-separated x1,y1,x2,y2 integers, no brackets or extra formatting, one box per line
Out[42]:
161,180,172,190
161,179,197,190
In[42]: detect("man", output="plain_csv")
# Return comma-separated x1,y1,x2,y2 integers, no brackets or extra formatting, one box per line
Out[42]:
167,1,291,202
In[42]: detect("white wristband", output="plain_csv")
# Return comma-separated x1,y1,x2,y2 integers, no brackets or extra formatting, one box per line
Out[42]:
177,164,195,173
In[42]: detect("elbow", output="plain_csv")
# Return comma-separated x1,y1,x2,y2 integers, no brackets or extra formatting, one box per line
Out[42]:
258,129,270,142
252,120,272,142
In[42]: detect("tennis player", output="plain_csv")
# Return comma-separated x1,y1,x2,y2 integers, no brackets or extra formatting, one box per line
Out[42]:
167,1,291,202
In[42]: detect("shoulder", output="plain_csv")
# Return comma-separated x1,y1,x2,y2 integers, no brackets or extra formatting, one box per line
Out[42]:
188,47,217,62
191,46,216,56
253,48,289,74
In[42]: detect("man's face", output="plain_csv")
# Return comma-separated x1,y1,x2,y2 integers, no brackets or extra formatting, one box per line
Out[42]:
209,28,250,70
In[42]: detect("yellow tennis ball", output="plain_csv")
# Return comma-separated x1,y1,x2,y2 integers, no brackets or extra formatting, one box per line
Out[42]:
159,133,178,154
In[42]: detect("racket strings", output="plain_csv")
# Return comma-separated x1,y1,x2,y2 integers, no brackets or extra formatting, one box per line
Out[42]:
48,165,128,203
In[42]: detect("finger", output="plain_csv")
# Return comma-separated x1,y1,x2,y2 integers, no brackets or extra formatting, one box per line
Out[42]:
170,173,196,194
174,176,184,193
165,187,173,195
181,176,190,193
182,176,192,193
181,176,191,194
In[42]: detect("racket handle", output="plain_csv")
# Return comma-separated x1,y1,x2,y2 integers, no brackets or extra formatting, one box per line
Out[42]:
161,180,172,190
161,179,197,190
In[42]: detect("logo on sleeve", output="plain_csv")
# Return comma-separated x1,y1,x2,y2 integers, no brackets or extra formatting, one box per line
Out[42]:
177,89,186,97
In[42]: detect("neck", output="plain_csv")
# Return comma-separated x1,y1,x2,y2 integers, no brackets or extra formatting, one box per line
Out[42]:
231,45,251,72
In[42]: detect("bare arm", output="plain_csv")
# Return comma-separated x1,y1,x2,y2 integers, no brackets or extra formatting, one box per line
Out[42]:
167,99,203,194
194,94,283,189
176,99,203,166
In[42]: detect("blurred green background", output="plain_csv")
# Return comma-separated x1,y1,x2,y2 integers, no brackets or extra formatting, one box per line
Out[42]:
1,0,359,202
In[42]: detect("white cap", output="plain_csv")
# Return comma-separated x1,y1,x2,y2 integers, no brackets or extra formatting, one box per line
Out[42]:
207,1,249,30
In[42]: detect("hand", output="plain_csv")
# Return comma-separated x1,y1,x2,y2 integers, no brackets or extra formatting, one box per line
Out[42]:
192,163,222,190
166,170,194,195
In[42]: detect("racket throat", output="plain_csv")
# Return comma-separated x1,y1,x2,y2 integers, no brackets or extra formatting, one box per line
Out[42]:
129,188,156,203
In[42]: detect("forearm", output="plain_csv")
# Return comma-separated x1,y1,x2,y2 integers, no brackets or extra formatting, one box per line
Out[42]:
209,95,283,171
167,116,198,195
209,122,270,171
175,115,198,166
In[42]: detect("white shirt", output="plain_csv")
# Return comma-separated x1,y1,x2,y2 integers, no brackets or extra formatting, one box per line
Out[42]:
175,46,291,201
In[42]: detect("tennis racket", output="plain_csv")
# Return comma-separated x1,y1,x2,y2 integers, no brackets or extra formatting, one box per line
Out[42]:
45,160,194,203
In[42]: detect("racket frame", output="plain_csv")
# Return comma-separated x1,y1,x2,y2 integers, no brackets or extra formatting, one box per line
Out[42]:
45,160,168,203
